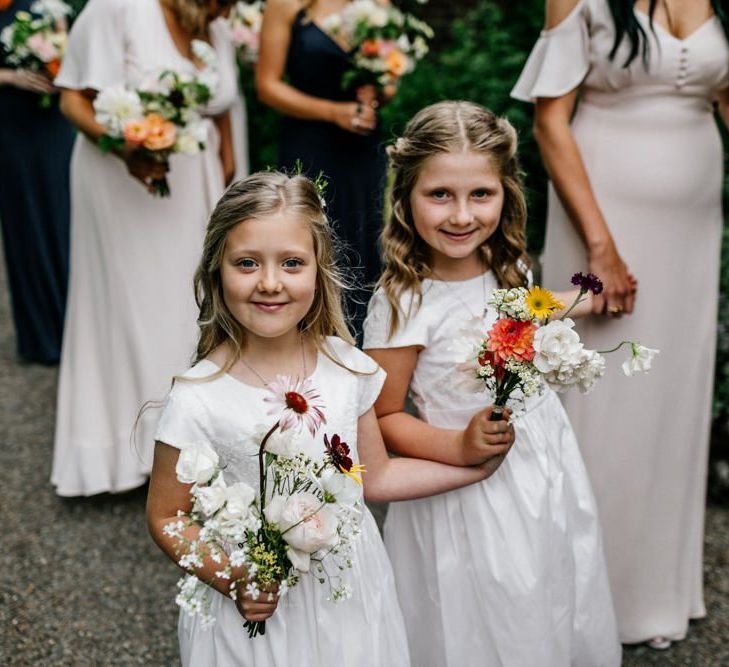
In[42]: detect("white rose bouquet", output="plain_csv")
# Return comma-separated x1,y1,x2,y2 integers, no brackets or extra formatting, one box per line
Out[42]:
92,41,218,197
166,376,365,638
227,0,264,65
455,272,659,418
322,0,433,91
0,0,72,107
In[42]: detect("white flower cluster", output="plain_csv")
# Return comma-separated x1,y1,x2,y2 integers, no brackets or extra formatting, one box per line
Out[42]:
228,1,264,63
1,2,70,68
488,287,531,321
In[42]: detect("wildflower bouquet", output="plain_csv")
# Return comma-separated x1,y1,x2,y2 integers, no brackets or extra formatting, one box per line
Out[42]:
0,0,72,107
322,0,433,91
167,376,365,638
228,0,264,65
93,41,218,197
455,273,659,418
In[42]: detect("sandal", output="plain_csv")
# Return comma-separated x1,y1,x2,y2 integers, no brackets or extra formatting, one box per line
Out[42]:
647,636,672,650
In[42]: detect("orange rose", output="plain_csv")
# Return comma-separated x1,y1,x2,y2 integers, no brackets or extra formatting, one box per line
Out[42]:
0,0,14,11
361,39,382,57
45,59,61,78
123,119,149,146
385,49,409,78
142,114,176,151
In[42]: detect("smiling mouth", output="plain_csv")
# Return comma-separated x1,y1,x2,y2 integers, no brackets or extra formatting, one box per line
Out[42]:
252,302,288,312
440,229,477,241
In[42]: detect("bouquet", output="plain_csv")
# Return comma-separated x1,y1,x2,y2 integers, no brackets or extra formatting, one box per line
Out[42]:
455,272,659,418
228,0,264,65
322,0,433,90
167,375,365,637
93,40,218,197
0,0,72,107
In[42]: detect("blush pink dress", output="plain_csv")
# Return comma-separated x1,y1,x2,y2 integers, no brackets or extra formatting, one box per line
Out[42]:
512,0,729,643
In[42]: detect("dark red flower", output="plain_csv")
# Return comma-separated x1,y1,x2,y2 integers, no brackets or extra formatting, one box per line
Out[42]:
571,272,603,295
324,434,353,472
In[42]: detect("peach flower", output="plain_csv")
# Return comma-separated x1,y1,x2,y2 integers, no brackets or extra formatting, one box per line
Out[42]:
122,119,149,146
142,113,176,151
361,39,382,57
486,318,536,363
385,48,409,77
45,59,61,78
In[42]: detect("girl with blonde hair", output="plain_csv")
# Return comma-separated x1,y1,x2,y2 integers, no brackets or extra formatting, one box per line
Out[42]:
364,101,621,666
146,171,512,666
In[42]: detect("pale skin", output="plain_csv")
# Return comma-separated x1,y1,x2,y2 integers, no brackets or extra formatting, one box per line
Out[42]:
533,0,721,316
59,0,235,194
147,209,506,624
256,0,395,136
368,149,596,469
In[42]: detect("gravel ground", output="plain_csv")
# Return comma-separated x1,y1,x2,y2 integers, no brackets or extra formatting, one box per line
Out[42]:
1,263,728,666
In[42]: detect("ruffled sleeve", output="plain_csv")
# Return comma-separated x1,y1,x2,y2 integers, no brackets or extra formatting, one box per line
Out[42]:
55,0,127,90
363,288,430,350
511,0,590,102
154,380,211,450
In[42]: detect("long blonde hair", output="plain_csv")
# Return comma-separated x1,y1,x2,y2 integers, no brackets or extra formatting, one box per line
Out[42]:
379,100,530,334
165,0,221,37
193,171,354,376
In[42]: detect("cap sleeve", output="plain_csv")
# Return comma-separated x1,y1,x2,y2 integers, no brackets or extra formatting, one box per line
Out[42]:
154,380,211,450
55,0,127,90
511,0,590,102
363,288,430,350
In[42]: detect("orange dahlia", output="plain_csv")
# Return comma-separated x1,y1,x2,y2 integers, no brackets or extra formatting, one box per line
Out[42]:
486,318,536,363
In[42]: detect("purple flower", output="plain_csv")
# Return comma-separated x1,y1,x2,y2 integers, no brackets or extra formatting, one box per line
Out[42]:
571,272,603,295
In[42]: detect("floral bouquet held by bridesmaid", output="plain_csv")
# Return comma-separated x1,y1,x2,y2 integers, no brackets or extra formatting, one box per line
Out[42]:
323,0,433,92
227,0,264,65
0,0,72,107
93,41,218,197
167,376,365,638
455,273,659,420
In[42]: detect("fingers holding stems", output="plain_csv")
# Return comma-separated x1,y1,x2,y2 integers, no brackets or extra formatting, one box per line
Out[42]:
235,580,280,623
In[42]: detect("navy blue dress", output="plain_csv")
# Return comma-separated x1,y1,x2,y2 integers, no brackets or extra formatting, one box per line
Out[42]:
0,0,74,363
280,10,387,336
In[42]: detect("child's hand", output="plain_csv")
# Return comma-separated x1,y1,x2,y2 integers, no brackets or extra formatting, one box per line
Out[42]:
458,406,515,466
235,580,280,623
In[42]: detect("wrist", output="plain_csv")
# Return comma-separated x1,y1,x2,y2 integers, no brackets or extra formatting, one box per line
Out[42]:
0,69,14,86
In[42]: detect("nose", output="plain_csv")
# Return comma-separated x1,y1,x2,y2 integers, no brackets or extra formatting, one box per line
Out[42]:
451,198,474,226
257,265,283,293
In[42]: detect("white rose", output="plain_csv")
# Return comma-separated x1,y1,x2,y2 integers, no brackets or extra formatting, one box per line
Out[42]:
220,481,256,521
193,475,227,516
263,427,305,458
622,344,660,377
320,467,362,507
174,132,200,155
93,85,143,137
264,493,339,572
175,442,219,485
574,349,606,394
369,6,389,27
532,318,584,373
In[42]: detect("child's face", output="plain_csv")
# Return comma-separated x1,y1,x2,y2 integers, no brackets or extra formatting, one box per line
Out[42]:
220,211,317,342
409,150,504,274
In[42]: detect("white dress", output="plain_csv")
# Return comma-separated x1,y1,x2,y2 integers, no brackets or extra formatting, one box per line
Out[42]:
511,0,729,643
154,337,410,667
51,0,248,496
363,274,621,667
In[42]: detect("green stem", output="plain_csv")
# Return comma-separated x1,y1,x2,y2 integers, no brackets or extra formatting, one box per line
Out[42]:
259,422,280,512
597,340,634,355
559,289,587,320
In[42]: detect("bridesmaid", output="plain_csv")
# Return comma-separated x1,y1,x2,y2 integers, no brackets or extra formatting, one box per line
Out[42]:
0,0,74,364
52,0,245,496
256,0,391,336
512,0,729,650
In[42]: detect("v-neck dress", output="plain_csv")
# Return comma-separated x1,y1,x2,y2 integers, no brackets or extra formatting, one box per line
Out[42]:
512,0,729,643
51,0,246,496
154,337,410,666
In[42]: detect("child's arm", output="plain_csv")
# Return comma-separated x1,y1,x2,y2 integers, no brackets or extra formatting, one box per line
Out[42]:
553,273,638,319
146,442,279,624
358,407,508,502
367,346,514,467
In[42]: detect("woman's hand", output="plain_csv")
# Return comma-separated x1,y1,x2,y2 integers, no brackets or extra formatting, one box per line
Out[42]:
331,101,377,135
0,68,55,93
588,239,635,316
458,406,514,466
235,580,280,623
120,148,170,193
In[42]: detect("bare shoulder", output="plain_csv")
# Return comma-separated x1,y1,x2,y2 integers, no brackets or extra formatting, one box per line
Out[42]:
265,0,302,21
544,0,583,29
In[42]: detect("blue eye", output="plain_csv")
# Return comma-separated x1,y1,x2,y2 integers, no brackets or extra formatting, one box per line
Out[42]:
283,257,304,269
430,189,449,200
472,189,490,199
236,258,257,269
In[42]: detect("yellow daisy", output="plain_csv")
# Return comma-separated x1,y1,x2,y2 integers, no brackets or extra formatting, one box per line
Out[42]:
525,286,564,320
